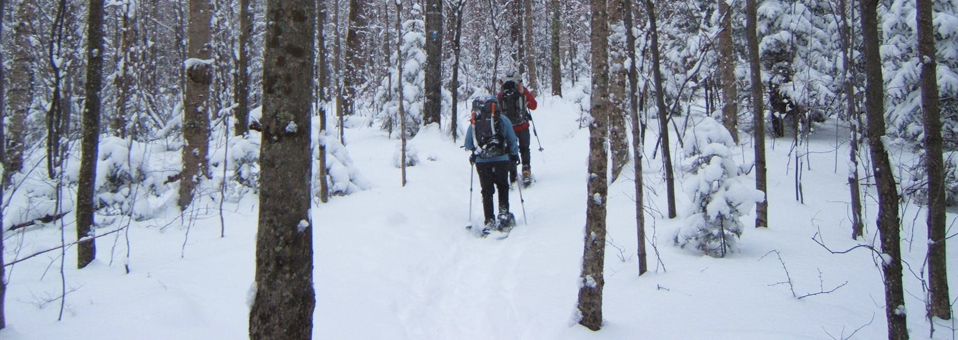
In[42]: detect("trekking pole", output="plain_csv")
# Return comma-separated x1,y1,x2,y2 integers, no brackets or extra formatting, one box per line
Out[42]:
515,164,528,225
468,162,475,228
529,116,544,152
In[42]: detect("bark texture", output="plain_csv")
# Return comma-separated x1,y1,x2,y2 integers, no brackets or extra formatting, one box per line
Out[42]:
577,0,609,331
76,0,107,269
745,0,767,228
860,0,909,338
248,1,316,338
718,0,738,143
423,0,442,126
916,0,952,320
645,0,676,218
179,0,213,210
549,0,562,96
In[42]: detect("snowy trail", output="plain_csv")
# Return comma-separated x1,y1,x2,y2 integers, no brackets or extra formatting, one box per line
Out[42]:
312,97,589,339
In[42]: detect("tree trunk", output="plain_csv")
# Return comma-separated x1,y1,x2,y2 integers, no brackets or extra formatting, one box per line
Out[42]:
234,0,252,136
510,0,522,73
860,0,909,338
112,4,136,138
523,0,538,91
644,0,676,219
179,0,213,210
577,0,609,331
397,0,407,187
608,0,630,183
549,0,562,97
451,0,465,141
317,0,329,203
718,0,738,143
916,0,952,320
248,1,316,338
343,0,369,117
0,0,7,328
423,0,442,126
745,0,767,228
839,0,863,238
77,0,107,269
623,0,645,275
4,0,36,186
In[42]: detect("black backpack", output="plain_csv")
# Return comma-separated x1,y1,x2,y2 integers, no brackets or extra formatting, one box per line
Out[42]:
472,96,507,158
499,82,527,126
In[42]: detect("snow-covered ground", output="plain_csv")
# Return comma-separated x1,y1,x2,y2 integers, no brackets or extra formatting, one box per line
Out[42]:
1,92,956,339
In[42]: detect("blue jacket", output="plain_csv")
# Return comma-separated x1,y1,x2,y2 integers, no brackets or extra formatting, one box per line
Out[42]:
464,114,519,163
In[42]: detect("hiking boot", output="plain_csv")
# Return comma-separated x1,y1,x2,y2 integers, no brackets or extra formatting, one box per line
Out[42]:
521,166,532,186
497,211,516,230
481,219,497,235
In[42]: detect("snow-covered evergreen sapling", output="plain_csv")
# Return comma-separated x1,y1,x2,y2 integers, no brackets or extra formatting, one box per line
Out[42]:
675,117,765,257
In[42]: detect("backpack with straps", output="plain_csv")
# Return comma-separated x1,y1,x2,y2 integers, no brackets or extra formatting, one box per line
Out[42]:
472,95,507,158
499,81,527,126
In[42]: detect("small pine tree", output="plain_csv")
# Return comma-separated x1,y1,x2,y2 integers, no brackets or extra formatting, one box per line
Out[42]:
375,4,425,138
675,117,764,257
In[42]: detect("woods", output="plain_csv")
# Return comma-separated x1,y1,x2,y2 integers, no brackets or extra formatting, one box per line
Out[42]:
0,0,955,338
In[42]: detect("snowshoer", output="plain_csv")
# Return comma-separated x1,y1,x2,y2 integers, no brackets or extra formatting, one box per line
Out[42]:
497,71,538,187
465,95,520,233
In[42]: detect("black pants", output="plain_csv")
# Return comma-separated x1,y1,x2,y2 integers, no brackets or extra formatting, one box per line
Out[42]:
510,128,532,182
476,160,511,223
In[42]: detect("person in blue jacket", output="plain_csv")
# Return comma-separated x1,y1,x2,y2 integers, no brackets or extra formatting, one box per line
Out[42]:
465,96,520,231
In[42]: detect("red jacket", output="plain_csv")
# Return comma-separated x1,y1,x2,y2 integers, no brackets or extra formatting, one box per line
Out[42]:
497,89,537,132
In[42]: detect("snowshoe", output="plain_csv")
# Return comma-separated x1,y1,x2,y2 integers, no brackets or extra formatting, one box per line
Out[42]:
521,167,532,187
479,219,497,237
497,211,516,231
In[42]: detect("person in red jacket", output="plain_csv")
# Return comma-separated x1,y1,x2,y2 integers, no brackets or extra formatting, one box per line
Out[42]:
496,72,538,186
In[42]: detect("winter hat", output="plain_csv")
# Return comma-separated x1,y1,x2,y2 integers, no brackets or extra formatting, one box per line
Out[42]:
502,71,519,85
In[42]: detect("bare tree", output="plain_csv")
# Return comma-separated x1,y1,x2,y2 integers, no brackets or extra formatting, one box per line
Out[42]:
576,0,609,331
645,0,676,219
745,0,767,228
916,0,952,321
75,0,107,269
180,0,213,209
838,0,863,238
549,0,562,96
4,0,36,186
607,0,630,184
317,0,330,203
423,0,442,126
234,0,252,136
718,0,737,143
450,0,466,141
248,1,316,338
0,0,7,329
522,0,538,91
860,0,908,338
343,0,369,117
623,0,646,275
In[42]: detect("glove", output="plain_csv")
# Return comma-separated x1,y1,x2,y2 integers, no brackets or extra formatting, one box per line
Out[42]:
469,154,477,164
510,154,520,165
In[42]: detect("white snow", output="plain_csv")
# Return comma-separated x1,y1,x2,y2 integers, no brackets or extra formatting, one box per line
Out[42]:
0,90,954,340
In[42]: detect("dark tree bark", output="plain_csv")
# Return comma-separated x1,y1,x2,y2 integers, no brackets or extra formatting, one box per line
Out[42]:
523,0,538,91
576,0,609,331
623,0,645,275
450,0,466,141
112,4,136,138
4,0,35,186
343,0,369,117
423,0,442,126
397,0,407,187
248,1,316,338
644,0,676,219
745,0,767,228
317,0,330,203
860,0,909,338
234,0,252,136
839,0,863,238
510,0,522,73
917,0,952,320
179,0,213,210
549,0,562,97
718,0,738,143
76,0,107,269
0,0,7,328
608,0,630,183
